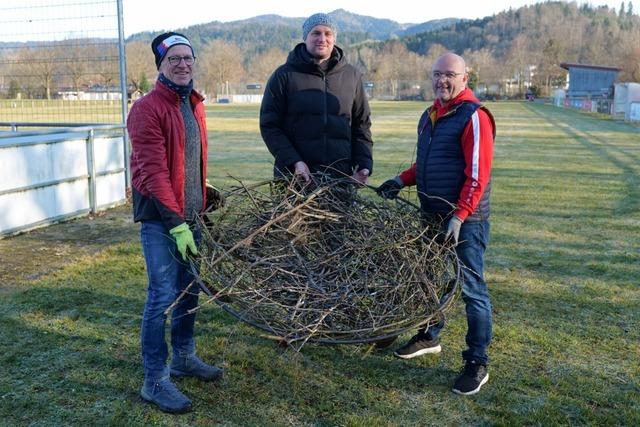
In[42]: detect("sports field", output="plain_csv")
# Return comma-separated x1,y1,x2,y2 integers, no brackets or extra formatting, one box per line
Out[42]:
0,101,638,425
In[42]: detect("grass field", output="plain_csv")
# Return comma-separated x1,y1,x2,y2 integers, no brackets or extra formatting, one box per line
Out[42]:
0,101,638,425
0,99,122,124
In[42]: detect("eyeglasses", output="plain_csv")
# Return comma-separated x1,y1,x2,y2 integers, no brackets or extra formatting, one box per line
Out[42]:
432,71,463,81
167,55,196,66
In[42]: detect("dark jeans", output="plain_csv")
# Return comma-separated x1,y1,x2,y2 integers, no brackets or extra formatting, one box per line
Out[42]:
426,220,492,365
140,220,200,381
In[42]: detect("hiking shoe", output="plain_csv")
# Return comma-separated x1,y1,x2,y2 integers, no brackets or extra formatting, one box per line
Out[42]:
452,360,489,395
140,377,192,413
393,333,441,359
170,354,223,382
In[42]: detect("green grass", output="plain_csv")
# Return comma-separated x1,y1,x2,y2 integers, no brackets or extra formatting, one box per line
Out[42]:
0,99,122,124
1,101,639,425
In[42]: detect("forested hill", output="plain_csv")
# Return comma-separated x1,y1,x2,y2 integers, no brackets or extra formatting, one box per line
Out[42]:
382,1,639,85
402,1,638,60
121,2,638,96
126,9,459,55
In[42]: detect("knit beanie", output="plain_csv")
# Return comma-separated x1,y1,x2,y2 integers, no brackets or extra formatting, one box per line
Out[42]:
302,13,337,41
151,32,194,69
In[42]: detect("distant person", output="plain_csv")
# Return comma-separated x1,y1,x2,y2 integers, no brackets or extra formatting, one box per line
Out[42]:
260,13,373,184
377,52,495,396
127,31,224,413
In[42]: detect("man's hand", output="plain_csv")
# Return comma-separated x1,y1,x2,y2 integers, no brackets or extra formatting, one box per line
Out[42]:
445,216,463,245
169,223,198,261
376,177,404,199
205,184,225,211
294,161,311,183
352,168,370,185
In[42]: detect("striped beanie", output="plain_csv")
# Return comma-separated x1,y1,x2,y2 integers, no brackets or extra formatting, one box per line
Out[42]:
151,32,193,69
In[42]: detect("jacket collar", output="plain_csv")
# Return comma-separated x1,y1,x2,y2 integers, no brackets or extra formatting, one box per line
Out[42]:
154,79,204,106
430,88,479,119
287,43,345,74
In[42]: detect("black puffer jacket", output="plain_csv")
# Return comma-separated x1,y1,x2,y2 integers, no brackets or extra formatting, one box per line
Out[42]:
260,43,373,177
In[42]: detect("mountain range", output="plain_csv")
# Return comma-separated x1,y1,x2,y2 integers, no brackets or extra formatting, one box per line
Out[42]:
127,9,461,52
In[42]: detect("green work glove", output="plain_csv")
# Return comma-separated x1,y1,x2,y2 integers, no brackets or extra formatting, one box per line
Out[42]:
169,223,198,261
445,216,463,245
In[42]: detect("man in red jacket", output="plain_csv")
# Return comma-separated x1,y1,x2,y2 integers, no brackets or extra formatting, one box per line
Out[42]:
378,53,495,395
127,32,223,413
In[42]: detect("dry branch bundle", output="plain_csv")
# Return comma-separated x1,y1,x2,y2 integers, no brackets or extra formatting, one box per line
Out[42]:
193,175,461,348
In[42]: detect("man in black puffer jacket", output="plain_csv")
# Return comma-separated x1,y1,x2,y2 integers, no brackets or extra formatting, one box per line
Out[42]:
260,13,373,184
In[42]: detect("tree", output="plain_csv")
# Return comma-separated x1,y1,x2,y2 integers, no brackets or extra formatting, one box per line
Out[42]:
198,39,246,97
372,41,429,99
505,35,532,94
536,38,566,96
93,46,119,96
125,41,157,94
17,44,60,99
424,44,449,66
139,74,151,93
467,68,479,90
246,48,286,84
7,80,20,99
465,48,500,91
64,40,91,97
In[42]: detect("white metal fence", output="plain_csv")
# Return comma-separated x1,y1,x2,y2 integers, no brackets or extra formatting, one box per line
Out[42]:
0,124,127,236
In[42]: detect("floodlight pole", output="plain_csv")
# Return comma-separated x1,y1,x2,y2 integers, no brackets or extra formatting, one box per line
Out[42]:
116,0,131,189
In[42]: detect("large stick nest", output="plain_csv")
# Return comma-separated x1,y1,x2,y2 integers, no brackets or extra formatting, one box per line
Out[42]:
193,175,461,348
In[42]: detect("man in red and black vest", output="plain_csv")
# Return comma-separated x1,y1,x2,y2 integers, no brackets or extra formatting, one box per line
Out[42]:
378,52,495,396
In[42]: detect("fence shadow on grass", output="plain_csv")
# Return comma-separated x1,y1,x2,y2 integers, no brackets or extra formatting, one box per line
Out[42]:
523,103,640,216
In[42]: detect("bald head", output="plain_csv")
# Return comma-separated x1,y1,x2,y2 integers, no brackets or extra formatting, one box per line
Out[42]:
431,53,468,104
433,53,466,74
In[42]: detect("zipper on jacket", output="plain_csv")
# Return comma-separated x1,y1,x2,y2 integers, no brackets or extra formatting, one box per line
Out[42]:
323,73,328,162
421,104,464,193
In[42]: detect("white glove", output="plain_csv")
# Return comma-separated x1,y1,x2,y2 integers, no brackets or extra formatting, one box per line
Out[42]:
445,216,463,245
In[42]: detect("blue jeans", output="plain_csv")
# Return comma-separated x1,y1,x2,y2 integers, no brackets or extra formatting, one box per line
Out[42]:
140,220,200,381
426,220,492,365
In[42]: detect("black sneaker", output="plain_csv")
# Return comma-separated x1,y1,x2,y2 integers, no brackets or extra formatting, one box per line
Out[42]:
393,333,441,359
452,360,489,395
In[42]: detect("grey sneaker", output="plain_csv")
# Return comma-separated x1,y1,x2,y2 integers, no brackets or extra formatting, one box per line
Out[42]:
170,354,223,382
452,360,489,395
140,377,192,413
393,332,441,359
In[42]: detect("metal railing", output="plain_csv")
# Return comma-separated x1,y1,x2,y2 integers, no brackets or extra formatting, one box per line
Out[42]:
0,123,129,236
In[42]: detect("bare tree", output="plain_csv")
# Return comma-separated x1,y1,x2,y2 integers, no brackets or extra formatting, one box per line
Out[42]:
91,44,119,98
198,39,246,97
17,44,60,99
423,44,450,66
63,40,91,97
246,48,286,84
126,40,157,94
617,32,640,81
505,35,532,94
371,42,415,98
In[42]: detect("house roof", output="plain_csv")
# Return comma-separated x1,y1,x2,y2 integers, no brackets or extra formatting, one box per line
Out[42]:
560,63,621,72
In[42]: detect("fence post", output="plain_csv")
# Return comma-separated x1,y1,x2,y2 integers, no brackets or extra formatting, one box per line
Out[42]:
86,128,97,214
116,0,130,190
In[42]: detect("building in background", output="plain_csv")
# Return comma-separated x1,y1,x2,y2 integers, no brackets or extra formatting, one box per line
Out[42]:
559,63,620,114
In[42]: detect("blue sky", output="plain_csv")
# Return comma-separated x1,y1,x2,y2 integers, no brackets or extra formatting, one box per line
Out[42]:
3,0,637,41
122,0,639,36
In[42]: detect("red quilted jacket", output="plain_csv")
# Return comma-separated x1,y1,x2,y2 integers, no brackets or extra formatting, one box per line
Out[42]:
127,80,208,229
